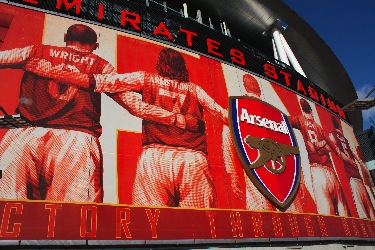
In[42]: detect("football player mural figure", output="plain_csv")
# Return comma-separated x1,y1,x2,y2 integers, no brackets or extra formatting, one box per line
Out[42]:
0,24,115,202
328,116,375,219
28,48,228,208
124,48,228,208
356,146,375,197
289,99,350,216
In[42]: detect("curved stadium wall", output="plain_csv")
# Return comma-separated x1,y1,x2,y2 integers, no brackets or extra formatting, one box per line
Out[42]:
0,0,374,247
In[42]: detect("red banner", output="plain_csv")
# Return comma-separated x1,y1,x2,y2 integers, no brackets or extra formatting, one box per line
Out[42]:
1,200,375,240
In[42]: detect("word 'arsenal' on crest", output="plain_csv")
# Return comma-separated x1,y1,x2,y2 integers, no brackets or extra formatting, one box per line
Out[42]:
240,108,290,135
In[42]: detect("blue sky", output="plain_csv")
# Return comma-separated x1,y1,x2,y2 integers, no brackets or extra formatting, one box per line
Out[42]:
283,0,375,130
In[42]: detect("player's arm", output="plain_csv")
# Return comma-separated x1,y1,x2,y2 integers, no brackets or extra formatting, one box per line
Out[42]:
112,91,203,131
288,115,301,130
112,91,178,127
26,58,96,88
101,65,178,127
222,124,243,200
305,141,318,154
325,132,336,150
327,133,356,165
101,67,182,128
25,59,144,92
326,133,342,157
94,71,144,93
0,46,33,66
102,66,180,127
195,85,228,124
314,138,330,154
341,149,358,167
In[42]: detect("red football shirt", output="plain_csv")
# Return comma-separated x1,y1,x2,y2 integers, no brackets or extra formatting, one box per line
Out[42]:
141,73,207,153
19,44,110,137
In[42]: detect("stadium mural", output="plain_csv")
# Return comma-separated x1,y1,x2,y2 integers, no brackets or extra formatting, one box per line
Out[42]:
0,3,375,242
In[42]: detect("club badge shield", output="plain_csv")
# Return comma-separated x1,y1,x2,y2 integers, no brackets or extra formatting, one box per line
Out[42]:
229,96,301,208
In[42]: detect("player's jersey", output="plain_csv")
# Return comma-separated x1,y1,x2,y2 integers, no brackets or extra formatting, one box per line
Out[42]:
330,130,361,179
290,115,331,166
19,44,109,137
141,73,207,153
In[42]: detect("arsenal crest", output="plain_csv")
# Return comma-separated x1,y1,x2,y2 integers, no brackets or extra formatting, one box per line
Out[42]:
229,96,301,208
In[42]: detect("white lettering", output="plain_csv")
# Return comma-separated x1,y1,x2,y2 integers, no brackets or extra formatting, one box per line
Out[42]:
248,114,256,124
80,56,89,64
240,108,250,123
255,116,262,127
89,58,95,66
49,49,94,66
60,51,69,59
50,49,60,57
71,54,80,63
239,108,289,135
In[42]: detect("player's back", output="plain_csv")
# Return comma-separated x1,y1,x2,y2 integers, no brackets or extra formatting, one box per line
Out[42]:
19,44,109,137
141,73,207,153
330,130,361,179
291,115,331,164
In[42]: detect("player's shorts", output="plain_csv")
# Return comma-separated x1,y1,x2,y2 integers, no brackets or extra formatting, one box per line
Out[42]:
245,177,275,211
132,144,216,208
284,176,317,214
350,177,375,219
310,163,348,216
0,127,103,202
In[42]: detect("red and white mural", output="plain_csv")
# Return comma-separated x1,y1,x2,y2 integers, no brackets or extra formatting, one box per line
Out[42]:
0,4,374,242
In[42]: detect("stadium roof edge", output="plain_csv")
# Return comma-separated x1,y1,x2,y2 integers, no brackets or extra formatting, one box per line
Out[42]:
185,0,362,132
